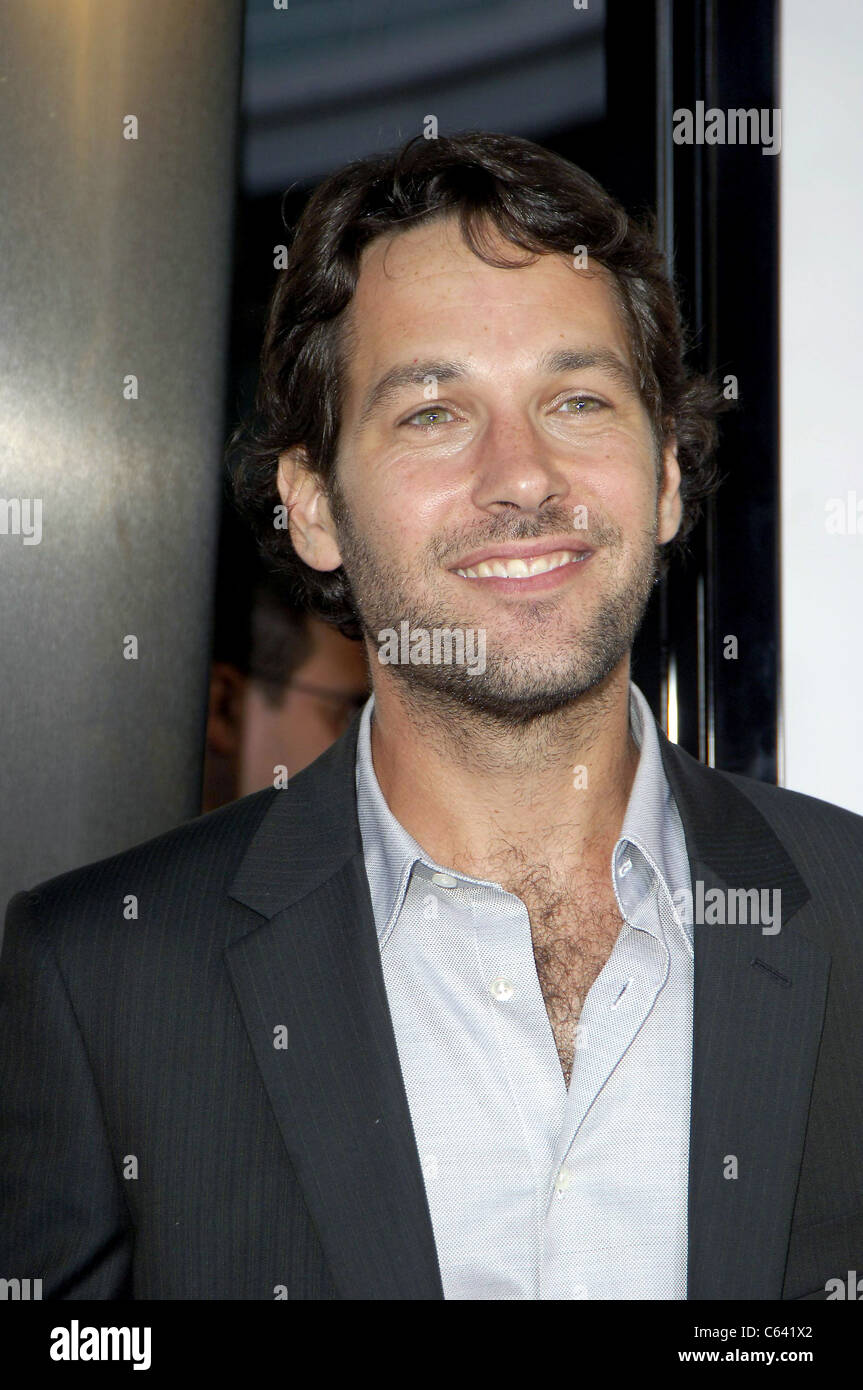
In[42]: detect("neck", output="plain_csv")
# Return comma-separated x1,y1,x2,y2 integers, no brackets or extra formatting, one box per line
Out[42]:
368,658,640,884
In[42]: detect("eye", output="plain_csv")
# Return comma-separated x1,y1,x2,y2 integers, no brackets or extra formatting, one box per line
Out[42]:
557,394,605,415
400,405,456,429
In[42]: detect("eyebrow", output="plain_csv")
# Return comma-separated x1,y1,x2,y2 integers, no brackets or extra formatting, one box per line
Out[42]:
357,346,639,427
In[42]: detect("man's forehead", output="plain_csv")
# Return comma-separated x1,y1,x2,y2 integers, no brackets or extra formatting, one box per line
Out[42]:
343,218,636,395
356,214,503,280
354,213,602,292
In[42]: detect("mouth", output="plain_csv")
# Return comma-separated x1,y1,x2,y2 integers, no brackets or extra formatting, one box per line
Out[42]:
452,547,591,581
444,542,592,592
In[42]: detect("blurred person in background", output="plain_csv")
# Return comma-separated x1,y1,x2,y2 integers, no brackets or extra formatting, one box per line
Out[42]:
202,572,369,811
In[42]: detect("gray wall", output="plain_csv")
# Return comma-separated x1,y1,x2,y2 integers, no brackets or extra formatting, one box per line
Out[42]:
0,1,244,922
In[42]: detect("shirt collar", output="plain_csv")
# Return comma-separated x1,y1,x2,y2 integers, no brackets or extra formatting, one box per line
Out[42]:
355,680,692,948
613,682,693,946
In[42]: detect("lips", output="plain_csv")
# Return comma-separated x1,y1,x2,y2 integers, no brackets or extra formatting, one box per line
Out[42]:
454,548,590,580
447,536,589,569
448,535,595,583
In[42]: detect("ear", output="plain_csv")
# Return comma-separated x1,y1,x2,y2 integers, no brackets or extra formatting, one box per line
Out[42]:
276,447,343,572
656,436,683,545
205,662,247,756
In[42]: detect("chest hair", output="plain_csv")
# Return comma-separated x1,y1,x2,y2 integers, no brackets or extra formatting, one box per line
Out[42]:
500,861,623,1087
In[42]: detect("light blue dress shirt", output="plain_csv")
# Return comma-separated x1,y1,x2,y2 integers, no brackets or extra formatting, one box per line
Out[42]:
355,680,694,1300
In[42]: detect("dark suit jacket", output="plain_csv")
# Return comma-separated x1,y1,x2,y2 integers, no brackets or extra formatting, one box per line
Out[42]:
2,709,863,1300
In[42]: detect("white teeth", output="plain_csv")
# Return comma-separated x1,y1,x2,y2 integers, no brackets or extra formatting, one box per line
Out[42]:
528,554,555,575
455,548,586,580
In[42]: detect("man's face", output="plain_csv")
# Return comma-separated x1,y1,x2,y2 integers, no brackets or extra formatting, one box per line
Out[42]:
289,214,681,723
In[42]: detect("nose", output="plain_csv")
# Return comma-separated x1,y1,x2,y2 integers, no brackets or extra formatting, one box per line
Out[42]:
469,410,569,513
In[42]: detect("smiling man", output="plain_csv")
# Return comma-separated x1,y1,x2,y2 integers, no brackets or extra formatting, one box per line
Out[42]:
277,211,684,1107
3,132,863,1303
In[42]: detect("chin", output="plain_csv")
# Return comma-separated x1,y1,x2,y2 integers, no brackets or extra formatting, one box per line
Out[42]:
400,658,617,725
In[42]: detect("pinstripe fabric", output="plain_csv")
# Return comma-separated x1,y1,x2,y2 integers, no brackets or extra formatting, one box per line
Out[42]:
0,793,340,1299
355,682,694,1299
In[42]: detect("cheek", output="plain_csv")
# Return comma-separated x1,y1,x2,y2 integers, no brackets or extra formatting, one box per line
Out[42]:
571,440,658,521
345,456,460,554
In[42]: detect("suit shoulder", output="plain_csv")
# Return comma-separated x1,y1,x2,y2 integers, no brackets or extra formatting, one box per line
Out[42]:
6,788,279,933
718,766,863,850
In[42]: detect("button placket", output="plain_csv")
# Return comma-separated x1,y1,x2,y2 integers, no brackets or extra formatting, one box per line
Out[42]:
471,886,566,1221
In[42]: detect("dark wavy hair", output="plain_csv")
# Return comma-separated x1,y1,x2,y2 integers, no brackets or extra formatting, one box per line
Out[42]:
228,131,725,639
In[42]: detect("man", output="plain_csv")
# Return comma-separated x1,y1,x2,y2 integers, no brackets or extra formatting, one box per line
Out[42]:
2,132,862,1301
201,572,369,811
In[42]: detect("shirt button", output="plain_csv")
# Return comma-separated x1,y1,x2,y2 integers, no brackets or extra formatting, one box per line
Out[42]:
554,1165,572,1195
489,976,514,1001
618,857,633,878
430,872,458,888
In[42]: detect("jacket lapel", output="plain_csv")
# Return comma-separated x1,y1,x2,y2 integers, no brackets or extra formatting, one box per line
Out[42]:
657,731,831,1299
224,717,444,1300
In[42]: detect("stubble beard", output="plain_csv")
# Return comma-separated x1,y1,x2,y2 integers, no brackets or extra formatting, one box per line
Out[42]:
327,480,660,730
